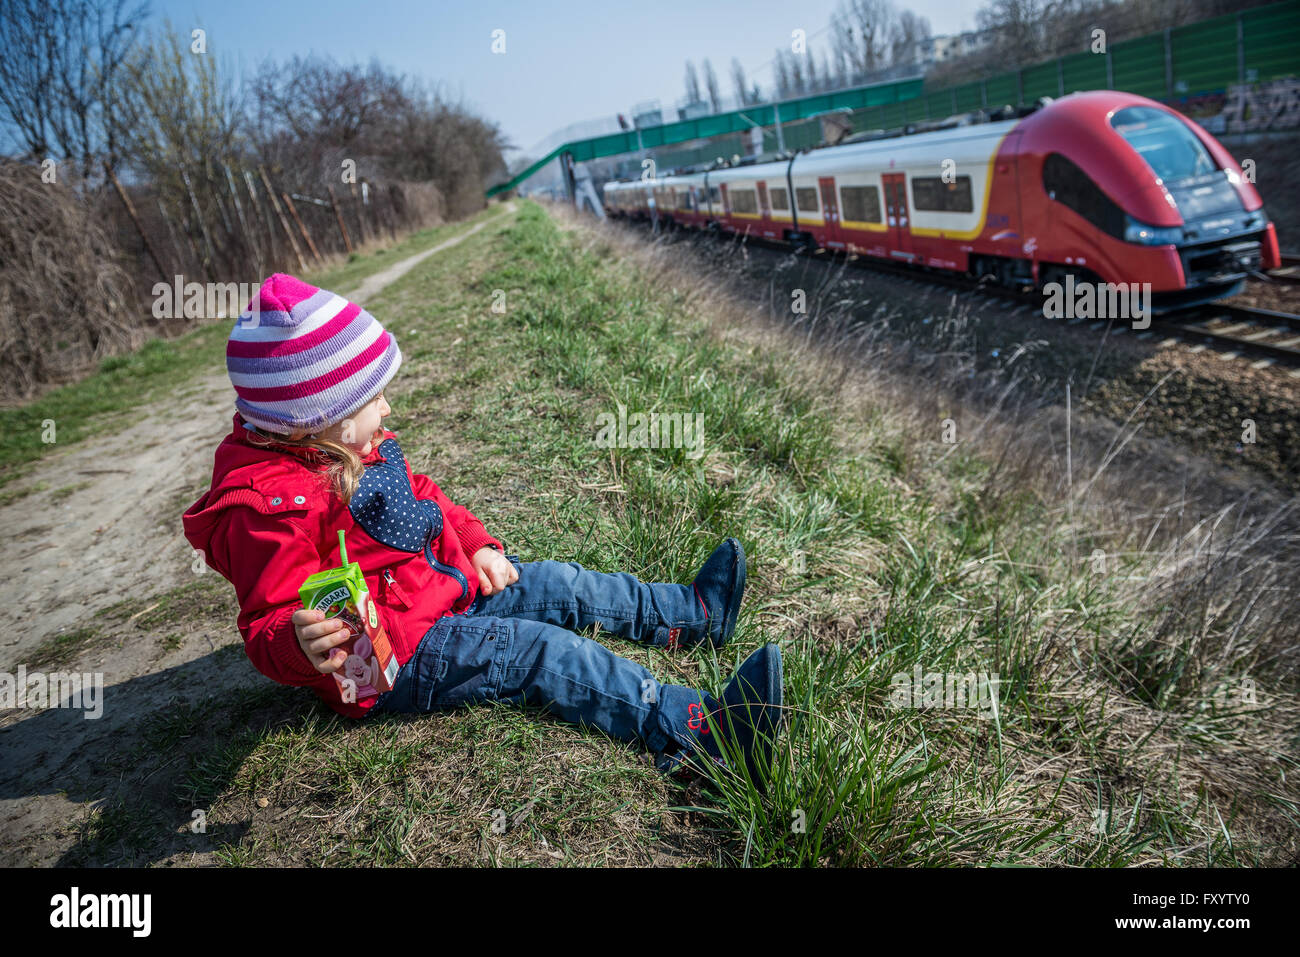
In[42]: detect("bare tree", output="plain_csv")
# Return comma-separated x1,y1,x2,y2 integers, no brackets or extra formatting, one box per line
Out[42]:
111,26,243,186
0,0,150,177
249,54,407,152
822,51,838,90
731,57,751,106
890,9,931,67
976,0,1049,68
684,60,702,104
109,24,244,273
249,56,507,218
702,58,721,112
831,0,898,81
830,44,851,87
788,49,806,94
376,80,509,218
773,48,791,98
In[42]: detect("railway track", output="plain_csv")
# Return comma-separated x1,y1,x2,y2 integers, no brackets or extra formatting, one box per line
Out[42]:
1261,251,1300,285
628,219,1300,374
792,235,1300,372
1152,303,1300,372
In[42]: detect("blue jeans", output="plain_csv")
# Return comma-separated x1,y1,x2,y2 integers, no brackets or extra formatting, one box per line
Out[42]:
371,556,712,768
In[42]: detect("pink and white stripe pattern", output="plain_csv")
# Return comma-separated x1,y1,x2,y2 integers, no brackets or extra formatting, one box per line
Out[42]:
227,273,401,434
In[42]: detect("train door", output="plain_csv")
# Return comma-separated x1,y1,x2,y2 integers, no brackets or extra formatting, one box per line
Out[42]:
882,172,913,257
818,177,841,246
757,182,771,221
720,183,730,223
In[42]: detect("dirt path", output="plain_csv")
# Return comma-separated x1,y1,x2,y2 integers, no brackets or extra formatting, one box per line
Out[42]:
343,209,509,304
0,204,515,865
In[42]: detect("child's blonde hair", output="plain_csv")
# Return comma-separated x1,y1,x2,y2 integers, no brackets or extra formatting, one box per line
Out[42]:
246,428,366,506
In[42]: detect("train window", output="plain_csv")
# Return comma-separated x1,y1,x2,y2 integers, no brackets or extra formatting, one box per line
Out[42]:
839,185,882,222
730,189,758,214
911,176,973,212
1042,153,1126,240
770,187,789,210
680,189,694,211
709,186,721,204
795,187,819,212
1111,106,1216,185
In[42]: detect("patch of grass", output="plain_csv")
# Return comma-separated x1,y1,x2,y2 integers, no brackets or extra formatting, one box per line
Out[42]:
95,574,236,677
49,480,92,502
67,800,159,865
25,626,101,670
0,480,46,507
117,575,233,630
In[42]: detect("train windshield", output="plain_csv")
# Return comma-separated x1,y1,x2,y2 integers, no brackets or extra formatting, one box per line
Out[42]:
1111,106,1218,185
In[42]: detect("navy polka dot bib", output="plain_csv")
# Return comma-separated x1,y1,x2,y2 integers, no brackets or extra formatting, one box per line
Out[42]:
349,437,468,599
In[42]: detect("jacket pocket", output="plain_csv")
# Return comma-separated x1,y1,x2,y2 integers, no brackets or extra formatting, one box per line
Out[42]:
380,567,413,610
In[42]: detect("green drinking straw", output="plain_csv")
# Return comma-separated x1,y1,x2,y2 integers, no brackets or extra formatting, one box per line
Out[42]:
338,529,348,566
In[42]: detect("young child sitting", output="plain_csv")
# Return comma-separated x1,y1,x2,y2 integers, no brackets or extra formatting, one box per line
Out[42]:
183,273,785,786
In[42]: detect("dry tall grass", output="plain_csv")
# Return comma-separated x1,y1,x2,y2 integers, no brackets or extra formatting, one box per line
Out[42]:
0,161,143,402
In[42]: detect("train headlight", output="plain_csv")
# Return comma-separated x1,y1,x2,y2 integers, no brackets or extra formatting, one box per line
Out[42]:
1124,215,1183,245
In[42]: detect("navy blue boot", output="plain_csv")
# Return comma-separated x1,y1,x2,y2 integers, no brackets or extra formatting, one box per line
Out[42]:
660,643,784,793
686,538,746,650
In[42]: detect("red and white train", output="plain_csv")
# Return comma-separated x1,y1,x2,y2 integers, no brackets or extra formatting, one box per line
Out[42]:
603,91,1280,306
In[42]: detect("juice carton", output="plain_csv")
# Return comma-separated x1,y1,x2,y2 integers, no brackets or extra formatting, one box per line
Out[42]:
299,530,399,703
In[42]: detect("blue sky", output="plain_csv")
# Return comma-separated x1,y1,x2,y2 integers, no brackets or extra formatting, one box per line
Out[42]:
150,0,985,155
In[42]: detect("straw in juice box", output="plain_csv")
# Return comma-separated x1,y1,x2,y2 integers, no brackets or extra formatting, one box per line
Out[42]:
299,529,398,702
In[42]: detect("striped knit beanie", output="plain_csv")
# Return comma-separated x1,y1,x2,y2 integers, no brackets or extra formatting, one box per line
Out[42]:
227,274,401,435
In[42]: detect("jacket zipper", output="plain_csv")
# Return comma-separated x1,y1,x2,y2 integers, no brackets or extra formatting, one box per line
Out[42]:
382,568,413,608
425,544,469,600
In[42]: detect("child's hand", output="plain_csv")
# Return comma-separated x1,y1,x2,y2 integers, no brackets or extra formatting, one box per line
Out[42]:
292,607,353,674
472,547,518,596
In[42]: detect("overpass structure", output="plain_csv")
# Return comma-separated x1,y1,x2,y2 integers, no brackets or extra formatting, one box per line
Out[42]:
485,76,923,199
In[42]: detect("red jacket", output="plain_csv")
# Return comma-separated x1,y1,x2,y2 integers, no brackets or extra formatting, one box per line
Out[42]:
182,413,502,718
